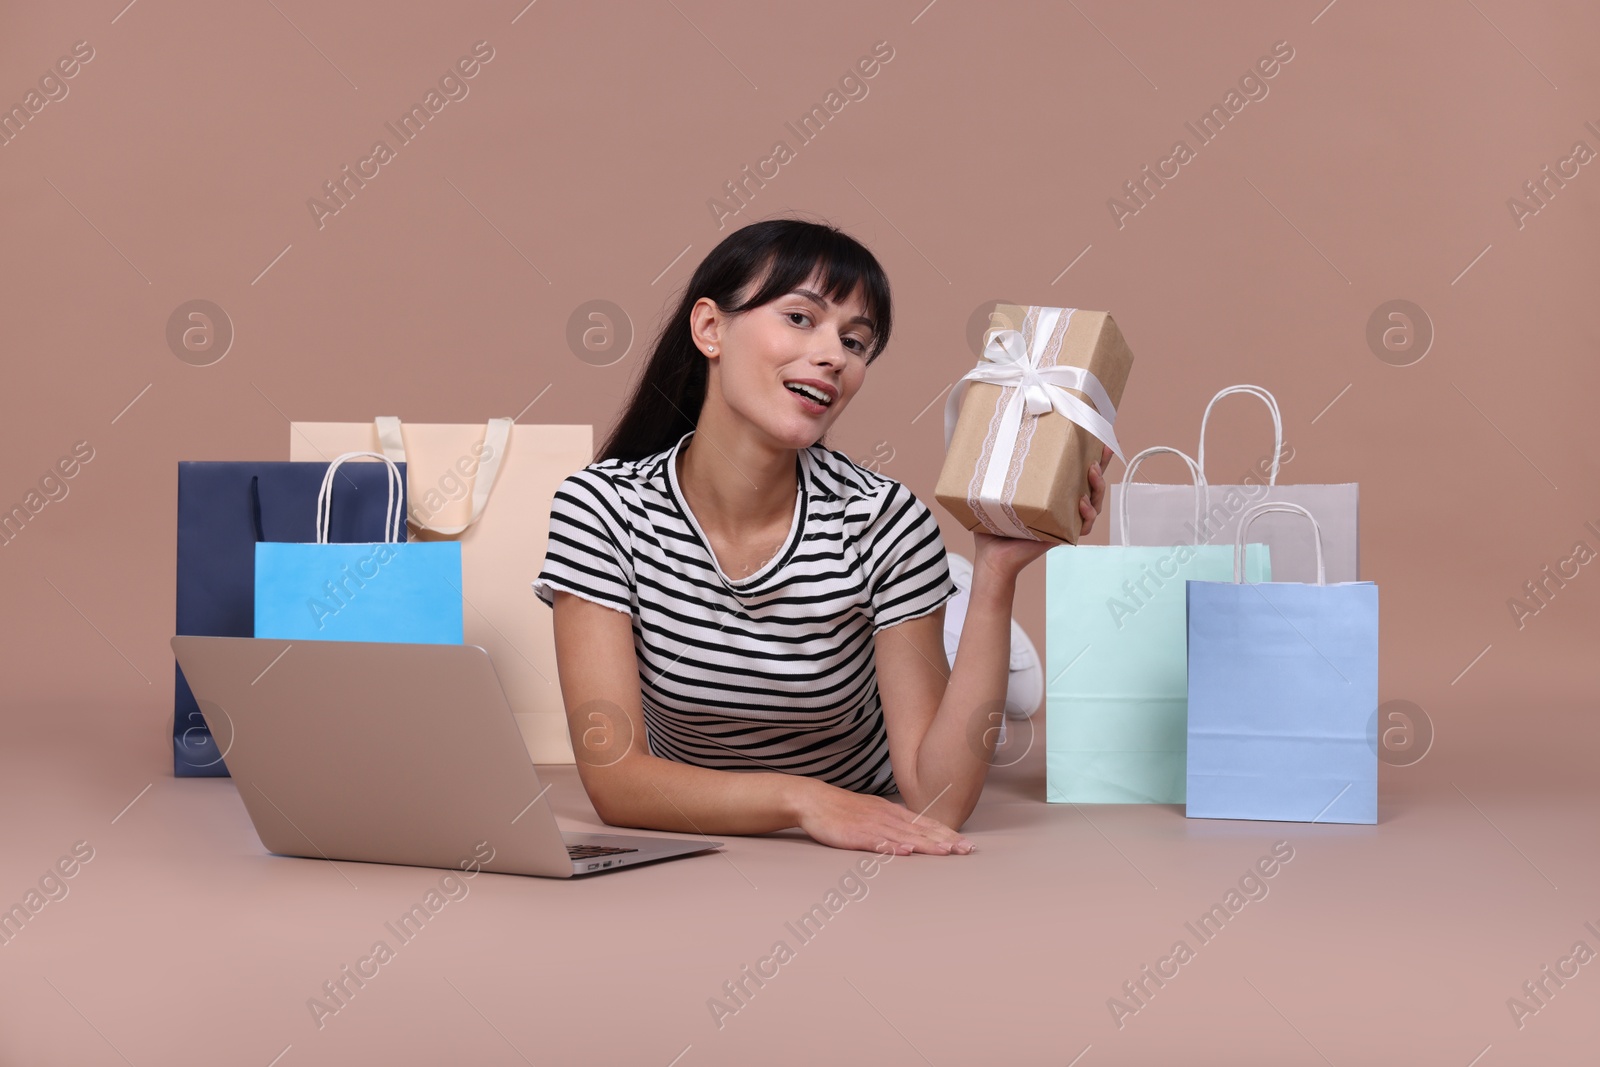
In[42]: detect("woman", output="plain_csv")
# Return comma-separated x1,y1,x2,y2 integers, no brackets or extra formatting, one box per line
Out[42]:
533,217,1109,856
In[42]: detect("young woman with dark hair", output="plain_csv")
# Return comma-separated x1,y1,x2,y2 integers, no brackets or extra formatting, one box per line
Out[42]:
533,217,1110,855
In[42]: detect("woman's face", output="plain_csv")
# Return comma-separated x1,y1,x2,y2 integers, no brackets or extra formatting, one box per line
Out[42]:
695,275,876,450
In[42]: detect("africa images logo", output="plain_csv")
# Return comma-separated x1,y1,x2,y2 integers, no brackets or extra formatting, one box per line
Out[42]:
1106,40,1295,229
706,40,895,229
306,42,496,230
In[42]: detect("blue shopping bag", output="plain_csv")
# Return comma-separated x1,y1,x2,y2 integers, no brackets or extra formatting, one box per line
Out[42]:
174,457,407,777
1048,447,1270,804
254,453,463,644
1186,502,1378,824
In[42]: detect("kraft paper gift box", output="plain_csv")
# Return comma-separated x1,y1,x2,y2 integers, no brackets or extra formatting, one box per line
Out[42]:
936,304,1133,544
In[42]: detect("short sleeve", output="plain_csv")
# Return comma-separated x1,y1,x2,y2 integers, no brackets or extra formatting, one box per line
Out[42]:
532,469,635,615
863,482,958,634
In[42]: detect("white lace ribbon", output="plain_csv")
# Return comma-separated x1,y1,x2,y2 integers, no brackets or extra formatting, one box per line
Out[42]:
942,307,1125,539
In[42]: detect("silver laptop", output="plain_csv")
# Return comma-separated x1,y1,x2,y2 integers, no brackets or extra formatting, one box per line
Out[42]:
170,636,722,878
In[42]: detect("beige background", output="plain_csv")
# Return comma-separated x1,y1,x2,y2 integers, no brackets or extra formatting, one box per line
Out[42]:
2,1,1597,1064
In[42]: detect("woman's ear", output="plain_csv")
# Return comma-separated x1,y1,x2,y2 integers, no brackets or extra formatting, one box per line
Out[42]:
689,296,723,358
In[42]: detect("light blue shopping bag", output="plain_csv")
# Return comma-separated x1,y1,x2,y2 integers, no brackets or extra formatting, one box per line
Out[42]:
255,452,464,644
1048,448,1269,804
1186,502,1378,824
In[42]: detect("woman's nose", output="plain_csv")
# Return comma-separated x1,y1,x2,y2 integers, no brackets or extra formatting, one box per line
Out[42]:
816,334,849,364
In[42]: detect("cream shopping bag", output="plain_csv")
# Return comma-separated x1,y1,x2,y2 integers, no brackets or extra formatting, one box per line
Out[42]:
1108,385,1359,583
291,418,592,763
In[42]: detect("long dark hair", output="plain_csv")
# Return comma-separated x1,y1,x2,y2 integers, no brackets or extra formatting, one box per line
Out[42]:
597,216,893,462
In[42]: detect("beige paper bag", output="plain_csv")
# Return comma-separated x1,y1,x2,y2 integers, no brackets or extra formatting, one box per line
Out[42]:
291,418,592,763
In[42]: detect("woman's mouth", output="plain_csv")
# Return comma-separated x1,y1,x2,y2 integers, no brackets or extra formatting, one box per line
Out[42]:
783,381,834,416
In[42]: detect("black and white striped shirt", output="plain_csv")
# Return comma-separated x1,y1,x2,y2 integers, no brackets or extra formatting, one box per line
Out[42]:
532,429,957,796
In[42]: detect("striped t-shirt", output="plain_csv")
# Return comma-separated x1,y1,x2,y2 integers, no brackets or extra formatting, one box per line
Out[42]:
532,429,957,796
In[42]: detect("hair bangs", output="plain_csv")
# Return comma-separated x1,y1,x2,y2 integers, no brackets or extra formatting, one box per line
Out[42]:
732,228,891,361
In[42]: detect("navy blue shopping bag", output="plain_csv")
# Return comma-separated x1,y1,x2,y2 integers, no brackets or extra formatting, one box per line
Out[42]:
173,460,405,777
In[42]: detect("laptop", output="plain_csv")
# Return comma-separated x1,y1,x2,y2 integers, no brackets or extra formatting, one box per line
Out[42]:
170,636,722,878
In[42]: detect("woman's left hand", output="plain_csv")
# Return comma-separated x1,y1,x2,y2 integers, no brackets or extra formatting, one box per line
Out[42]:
971,444,1114,583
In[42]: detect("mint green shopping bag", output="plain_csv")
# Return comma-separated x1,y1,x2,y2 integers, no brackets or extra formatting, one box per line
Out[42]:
1047,447,1269,803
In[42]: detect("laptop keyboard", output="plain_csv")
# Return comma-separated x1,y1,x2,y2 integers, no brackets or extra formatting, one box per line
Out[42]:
567,844,639,859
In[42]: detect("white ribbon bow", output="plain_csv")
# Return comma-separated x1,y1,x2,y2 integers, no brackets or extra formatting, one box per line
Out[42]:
942,306,1124,539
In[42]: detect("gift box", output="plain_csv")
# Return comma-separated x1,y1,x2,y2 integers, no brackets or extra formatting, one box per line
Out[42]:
936,304,1134,544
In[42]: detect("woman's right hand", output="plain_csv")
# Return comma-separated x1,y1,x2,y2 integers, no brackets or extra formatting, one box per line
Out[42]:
792,778,975,855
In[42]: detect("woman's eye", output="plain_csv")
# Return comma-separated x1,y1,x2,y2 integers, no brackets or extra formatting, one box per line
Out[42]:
787,310,867,354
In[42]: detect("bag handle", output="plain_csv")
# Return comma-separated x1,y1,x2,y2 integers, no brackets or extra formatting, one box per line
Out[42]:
1234,502,1324,586
316,452,403,545
1199,385,1282,485
375,416,513,536
249,475,266,543
1118,446,1209,546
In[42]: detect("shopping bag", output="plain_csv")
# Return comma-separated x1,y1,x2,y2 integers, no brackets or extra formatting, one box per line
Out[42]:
289,418,592,762
1186,502,1379,824
173,458,406,777
1109,385,1359,583
254,452,463,643
1047,448,1270,803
